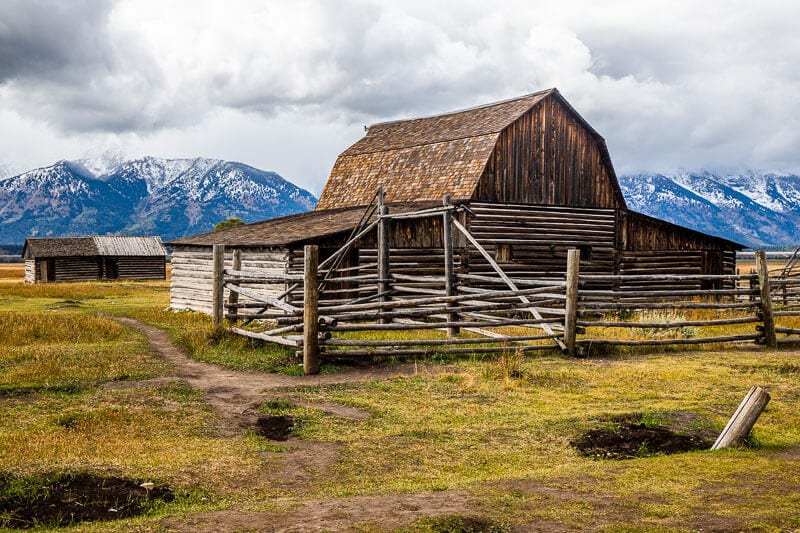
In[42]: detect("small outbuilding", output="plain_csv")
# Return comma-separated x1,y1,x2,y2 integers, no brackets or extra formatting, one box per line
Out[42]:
23,236,167,283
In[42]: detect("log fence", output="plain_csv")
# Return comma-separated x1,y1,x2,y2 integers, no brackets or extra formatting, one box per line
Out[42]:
211,201,800,374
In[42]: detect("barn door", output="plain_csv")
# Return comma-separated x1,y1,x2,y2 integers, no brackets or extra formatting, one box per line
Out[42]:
105,257,119,280
39,259,55,282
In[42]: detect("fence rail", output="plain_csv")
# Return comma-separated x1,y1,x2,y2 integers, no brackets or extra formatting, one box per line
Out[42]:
209,197,800,374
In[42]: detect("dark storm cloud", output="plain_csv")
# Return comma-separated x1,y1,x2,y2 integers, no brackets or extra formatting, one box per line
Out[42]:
1,0,799,176
0,0,201,133
0,0,116,83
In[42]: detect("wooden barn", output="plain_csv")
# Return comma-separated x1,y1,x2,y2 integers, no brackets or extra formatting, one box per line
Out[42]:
167,88,742,313
23,236,167,283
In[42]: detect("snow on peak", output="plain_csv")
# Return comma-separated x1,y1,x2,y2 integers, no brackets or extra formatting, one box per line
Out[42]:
77,148,128,177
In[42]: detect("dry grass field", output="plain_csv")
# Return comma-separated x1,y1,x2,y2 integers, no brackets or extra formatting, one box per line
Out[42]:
0,264,799,531
0,263,23,283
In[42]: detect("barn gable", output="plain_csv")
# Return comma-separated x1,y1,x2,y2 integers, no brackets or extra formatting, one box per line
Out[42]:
316,88,624,210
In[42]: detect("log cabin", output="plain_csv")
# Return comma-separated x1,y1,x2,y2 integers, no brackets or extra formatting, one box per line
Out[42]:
23,236,167,283
167,88,742,313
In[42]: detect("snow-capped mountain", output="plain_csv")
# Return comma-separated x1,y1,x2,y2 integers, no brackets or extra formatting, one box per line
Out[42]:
619,171,800,247
0,157,316,244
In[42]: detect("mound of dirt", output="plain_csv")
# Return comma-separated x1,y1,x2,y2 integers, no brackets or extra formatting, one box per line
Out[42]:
0,473,173,529
572,412,715,459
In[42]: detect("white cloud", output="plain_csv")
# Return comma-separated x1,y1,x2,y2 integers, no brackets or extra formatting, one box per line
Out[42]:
1,0,799,191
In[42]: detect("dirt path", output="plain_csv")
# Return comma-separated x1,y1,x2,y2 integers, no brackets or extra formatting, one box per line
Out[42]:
109,318,769,532
111,317,440,431
111,318,508,530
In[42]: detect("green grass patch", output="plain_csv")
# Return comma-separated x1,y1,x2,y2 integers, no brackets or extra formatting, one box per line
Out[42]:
128,308,301,373
0,312,169,393
1,276,800,530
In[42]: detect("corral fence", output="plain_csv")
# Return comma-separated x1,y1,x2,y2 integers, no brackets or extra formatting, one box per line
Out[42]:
209,198,800,374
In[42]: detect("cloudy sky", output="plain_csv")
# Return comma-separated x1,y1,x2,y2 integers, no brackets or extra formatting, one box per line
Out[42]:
1,0,799,194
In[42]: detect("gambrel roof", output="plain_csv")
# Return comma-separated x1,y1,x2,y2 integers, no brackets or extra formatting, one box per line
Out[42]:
316,88,624,210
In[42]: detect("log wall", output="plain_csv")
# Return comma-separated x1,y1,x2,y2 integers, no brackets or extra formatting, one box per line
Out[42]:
618,211,740,289
52,257,101,281
474,95,623,208
26,256,166,283
170,247,290,314
116,257,166,280
467,202,616,284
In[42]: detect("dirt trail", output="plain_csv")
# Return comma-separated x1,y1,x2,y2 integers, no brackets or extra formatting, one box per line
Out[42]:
112,317,436,432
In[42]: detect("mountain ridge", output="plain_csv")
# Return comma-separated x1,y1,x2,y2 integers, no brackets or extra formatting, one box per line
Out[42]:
3,161,800,248
0,157,316,244
619,171,800,247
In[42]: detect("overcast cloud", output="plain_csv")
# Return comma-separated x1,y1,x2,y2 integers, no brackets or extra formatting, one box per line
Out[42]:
1,0,798,193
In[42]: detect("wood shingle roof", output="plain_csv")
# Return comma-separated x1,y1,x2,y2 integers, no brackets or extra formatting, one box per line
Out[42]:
166,202,439,248
316,89,554,210
23,236,166,259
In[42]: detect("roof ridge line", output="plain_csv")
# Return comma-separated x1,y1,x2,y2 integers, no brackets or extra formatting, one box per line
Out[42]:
368,88,555,128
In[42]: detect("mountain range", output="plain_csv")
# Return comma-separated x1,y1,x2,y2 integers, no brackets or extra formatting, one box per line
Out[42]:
0,157,316,244
619,171,800,247
2,159,800,248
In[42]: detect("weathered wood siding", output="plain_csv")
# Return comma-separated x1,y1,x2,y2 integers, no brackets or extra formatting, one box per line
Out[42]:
24,260,35,283
467,202,616,281
618,211,739,290
26,256,166,283
116,257,166,280
619,211,736,252
474,95,622,208
170,247,290,314
51,257,101,281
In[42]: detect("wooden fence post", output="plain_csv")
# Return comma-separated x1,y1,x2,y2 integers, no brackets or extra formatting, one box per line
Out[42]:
756,251,776,347
212,244,225,328
303,245,320,375
442,194,459,337
564,249,581,356
711,385,771,450
227,249,242,323
377,186,391,324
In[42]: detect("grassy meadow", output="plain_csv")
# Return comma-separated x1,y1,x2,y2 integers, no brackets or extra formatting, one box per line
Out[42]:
0,264,799,531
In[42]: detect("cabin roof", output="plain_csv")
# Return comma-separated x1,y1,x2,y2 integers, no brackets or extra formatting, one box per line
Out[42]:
166,201,440,248
23,236,167,259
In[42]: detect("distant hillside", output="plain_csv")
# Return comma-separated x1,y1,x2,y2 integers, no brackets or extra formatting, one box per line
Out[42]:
0,157,317,244
619,171,800,247
0,243,23,262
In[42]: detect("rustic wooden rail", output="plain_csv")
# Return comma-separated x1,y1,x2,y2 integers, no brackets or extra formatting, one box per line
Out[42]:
210,199,798,374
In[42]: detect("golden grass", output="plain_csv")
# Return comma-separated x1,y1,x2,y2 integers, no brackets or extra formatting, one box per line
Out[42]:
0,311,169,392
267,348,800,528
0,385,267,492
1,275,799,530
0,263,23,281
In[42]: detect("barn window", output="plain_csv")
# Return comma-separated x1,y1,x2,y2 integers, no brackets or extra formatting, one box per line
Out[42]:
495,244,513,262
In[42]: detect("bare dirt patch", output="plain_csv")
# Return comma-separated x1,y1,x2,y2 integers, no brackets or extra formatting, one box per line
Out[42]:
159,489,483,533
571,412,716,459
254,414,295,440
0,472,173,529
